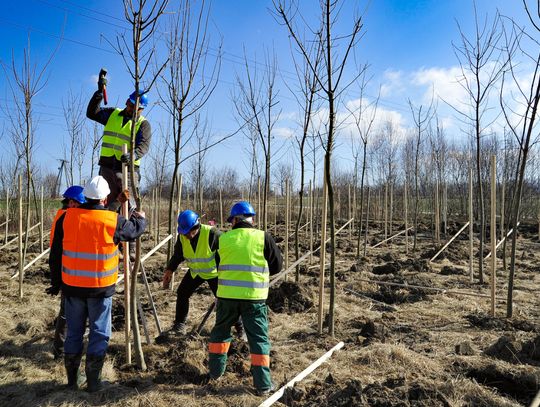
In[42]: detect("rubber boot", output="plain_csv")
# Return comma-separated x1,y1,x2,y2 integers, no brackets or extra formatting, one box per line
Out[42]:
85,354,106,393
64,353,83,390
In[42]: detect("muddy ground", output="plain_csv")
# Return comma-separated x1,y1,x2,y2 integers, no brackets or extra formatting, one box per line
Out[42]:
0,218,539,407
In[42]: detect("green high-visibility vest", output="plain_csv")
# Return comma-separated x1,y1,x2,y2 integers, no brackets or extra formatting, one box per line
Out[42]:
217,228,269,300
100,108,145,166
180,224,217,280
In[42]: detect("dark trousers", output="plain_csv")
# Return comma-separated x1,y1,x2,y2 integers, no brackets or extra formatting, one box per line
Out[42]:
99,165,139,212
175,271,218,324
53,294,66,358
174,271,243,332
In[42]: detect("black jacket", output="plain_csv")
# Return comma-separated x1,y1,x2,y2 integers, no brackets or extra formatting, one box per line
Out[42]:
167,226,222,272
86,90,151,170
49,203,147,298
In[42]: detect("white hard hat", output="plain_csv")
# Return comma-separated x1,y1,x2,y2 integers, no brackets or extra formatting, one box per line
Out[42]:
83,176,111,200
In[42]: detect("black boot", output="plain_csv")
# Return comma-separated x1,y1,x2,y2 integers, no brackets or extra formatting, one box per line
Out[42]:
64,353,83,390
85,354,106,393
234,318,247,341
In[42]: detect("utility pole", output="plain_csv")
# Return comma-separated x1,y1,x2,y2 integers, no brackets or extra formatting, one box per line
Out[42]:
54,159,68,197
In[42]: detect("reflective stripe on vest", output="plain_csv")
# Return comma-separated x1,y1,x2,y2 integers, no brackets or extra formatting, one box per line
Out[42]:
61,208,119,288
99,108,145,166
50,209,66,248
180,224,218,280
217,228,268,300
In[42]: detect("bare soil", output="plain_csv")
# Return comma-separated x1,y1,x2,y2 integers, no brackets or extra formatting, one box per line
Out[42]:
0,221,539,407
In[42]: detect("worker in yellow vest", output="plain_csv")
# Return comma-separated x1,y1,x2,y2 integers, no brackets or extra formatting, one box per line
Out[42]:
208,201,282,396
86,70,151,212
162,210,245,338
48,176,147,392
46,185,86,360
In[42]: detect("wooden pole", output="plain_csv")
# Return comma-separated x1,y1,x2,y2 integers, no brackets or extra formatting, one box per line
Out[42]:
435,178,440,244
219,189,223,227
18,175,23,299
490,154,496,317
443,183,448,237
257,177,261,228
384,183,388,241
309,180,313,265
285,180,290,274
39,185,44,254
372,227,413,248
348,184,352,239
501,180,505,242
429,222,470,262
469,168,474,283
4,188,9,245
363,186,370,257
484,224,518,260
274,191,277,226
171,173,183,290
122,145,131,364
318,164,328,335
389,182,393,236
404,181,409,254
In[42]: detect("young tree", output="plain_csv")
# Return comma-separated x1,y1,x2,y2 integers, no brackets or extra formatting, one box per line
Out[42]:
451,6,505,283
274,0,363,337
62,88,87,185
233,50,281,231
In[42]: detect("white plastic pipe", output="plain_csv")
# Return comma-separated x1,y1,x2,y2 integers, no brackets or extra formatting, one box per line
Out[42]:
258,341,345,407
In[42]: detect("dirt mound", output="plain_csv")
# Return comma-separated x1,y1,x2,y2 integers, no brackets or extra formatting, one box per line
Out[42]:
456,360,539,405
485,334,540,364
281,374,451,406
465,312,539,332
439,265,465,275
153,338,207,385
358,319,388,344
267,281,313,313
372,262,400,275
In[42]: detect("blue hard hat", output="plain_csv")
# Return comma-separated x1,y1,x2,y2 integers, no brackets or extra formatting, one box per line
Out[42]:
62,185,86,204
129,91,149,108
177,210,200,235
227,201,256,223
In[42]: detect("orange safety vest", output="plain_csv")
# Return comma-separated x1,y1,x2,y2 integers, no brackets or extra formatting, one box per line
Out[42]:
50,209,66,248
61,208,119,288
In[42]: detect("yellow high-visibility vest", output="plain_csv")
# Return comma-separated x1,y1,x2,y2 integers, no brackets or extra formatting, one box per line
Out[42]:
180,224,218,280
100,108,145,166
217,228,269,300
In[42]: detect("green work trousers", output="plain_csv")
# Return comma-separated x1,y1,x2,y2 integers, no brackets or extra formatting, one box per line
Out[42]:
209,299,272,390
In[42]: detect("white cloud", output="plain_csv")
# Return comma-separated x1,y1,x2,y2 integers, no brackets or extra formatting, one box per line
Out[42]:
273,126,295,139
380,69,406,98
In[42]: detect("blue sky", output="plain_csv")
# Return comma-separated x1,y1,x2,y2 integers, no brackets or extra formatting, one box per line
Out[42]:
0,0,530,191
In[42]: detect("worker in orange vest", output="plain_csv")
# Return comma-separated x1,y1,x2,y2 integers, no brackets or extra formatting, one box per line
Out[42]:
48,176,146,392
46,186,86,360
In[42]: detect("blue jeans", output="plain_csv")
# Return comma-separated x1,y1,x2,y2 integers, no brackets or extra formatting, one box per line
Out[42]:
64,296,112,356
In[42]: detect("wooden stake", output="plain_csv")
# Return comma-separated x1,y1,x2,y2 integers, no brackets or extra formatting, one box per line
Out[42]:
371,227,413,248
490,154,496,317
404,181,409,254
257,177,261,228
384,183,388,241
435,178,440,244
429,222,470,262
443,183,448,237
501,180,505,242
389,182,393,236
285,180,290,274
4,188,9,245
39,185,44,254
121,145,131,364
309,180,313,265
484,224,518,260
469,168,474,283
18,175,23,299
219,189,223,227
363,186,370,257
348,184,352,239
318,165,328,335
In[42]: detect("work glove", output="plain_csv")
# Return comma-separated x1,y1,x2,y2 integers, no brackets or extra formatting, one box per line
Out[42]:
98,74,108,92
117,189,130,204
45,286,60,296
163,269,173,289
120,153,131,165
